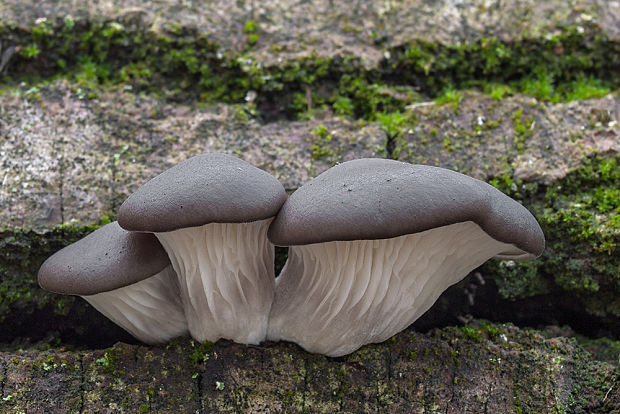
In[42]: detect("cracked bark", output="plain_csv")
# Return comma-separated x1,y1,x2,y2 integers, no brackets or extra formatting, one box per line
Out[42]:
196,370,204,414
0,325,617,412
301,356,308,413
58,123,66,225
0,1,618,412
78,354,84,414
0,361,5,406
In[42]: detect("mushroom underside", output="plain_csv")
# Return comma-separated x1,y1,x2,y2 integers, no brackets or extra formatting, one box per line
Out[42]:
84,266,188,344
155,219,275,344
267,221,519,357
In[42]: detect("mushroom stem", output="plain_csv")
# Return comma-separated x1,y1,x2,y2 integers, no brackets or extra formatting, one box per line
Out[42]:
267,221,517,357
84,266,188,344
155,218,275,344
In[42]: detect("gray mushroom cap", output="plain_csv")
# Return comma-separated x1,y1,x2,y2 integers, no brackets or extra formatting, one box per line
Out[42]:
118,153,288,232
38,221,171,296
268,159,545,258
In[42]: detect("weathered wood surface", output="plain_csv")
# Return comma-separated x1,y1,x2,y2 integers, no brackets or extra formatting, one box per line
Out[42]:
1,82,617,232
1,323,618,413
1,0,620,69
1,82,618,339
0,83,618,360
0,0,619,411
0,81,387,231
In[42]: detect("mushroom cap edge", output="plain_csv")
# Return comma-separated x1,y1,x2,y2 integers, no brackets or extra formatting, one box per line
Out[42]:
118,153,288,233
268,159,545,258
37,221,172,296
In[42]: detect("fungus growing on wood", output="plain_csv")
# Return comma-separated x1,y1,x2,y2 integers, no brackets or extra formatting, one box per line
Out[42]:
38,222,188,344
118,153,287,345
267,159,545,357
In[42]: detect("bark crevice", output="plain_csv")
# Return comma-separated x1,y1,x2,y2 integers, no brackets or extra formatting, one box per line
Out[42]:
78,353,85,414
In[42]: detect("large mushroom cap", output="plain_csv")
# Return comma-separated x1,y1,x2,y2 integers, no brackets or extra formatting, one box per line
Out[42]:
118,153,288,232
38,221,171,295
268,158,544,259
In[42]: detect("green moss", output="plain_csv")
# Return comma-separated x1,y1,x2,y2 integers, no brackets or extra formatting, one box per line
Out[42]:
488,154,620,318
33,355,59,372
20,44,41,59
2,18,618,121
95,351,123,375
391,25,620,98
481,119,500,130
538,158,619,302
376,111,408,139
434,322,508,344
247,34,259,45
511,69,612,103
492,260,550,301
460,326,482,343
333,365,349,401
511,108,535,153
562,76,611,101
434,85,463,110
332,96,355,116
441,137,455,152
328,76,421,120
244,20,259,46
519,67,557,101
311,124,335,160
189,340,214,365
0,219,110,324
244,20,258,34
486,83,513,100
579,337,620,365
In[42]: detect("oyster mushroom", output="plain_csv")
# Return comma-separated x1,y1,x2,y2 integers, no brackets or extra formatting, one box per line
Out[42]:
38,222,187,344
118,153,287,345
267,159,545,356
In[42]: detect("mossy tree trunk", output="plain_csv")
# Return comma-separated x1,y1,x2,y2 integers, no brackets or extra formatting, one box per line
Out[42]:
0,1,619,412
1,323,618,413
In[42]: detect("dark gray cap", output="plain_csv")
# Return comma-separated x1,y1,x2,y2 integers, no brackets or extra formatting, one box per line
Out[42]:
38,222,172,295
118,153,288,232
268,159,545,257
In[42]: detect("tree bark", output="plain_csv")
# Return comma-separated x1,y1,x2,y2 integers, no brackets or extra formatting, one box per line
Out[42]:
1,323,618,413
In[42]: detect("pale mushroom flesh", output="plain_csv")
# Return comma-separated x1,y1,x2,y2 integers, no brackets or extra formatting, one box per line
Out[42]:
84,265,188,344
268,221,520,357
156,218,275,344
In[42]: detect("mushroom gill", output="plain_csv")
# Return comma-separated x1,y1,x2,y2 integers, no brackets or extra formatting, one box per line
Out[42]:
37,222,188,344
267,159,545,357
118,153,287,344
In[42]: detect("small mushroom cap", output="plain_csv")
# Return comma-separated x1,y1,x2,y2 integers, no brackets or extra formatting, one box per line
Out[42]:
118,153,288,232
268,159,545,258
38,222,171,295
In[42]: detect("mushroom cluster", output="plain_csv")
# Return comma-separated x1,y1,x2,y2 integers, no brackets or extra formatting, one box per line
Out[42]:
38,155,544,356
39,153,287,345
267,159,544,356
